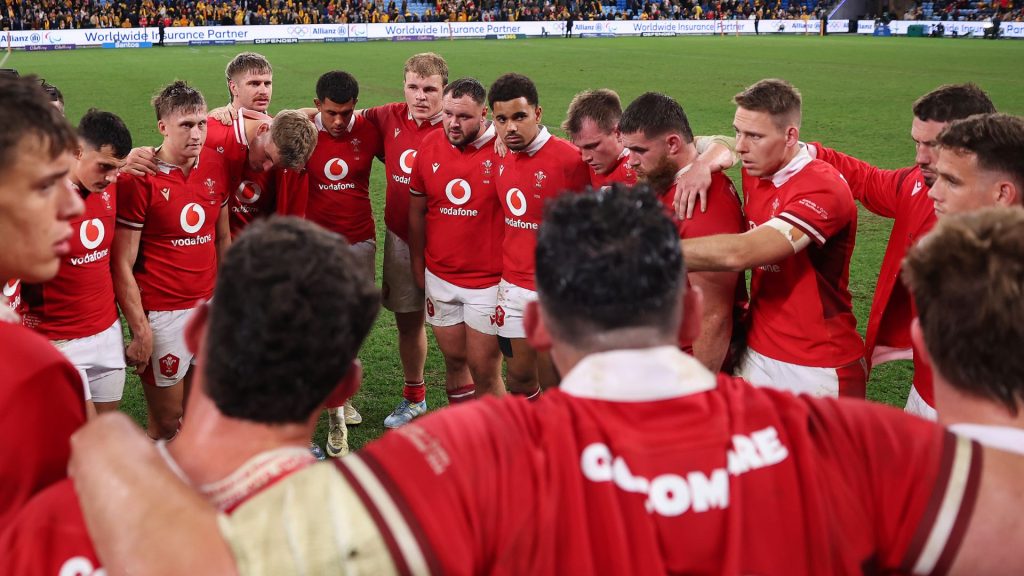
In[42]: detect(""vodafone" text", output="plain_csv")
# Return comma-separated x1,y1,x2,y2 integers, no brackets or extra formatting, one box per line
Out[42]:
171,234,214,247
391,173,411,185
70,249,109,266
319,182,357,191
440,207,478,217
505,217,538,230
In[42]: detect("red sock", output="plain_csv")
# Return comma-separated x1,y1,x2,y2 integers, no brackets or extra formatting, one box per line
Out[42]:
446,384,476,405
403,380,426,403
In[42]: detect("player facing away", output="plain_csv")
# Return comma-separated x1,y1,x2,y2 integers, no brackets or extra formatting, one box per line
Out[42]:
490,72,591,398
305,70,384,455
408,77,505,414
361,53,448,428
617,92,745,373
21,110,132,416
681,79,864,398
113,81,232,441
0,75,86,527
69,185,1024,576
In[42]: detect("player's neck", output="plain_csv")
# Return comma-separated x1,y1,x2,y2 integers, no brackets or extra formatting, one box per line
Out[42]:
551,331,679,376
674,143,698,171
936,381,1024,431
156,146,197,177
241,116,260,144
767,145,801,178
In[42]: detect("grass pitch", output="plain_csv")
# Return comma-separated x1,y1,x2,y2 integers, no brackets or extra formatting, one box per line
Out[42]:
12,34,1024,449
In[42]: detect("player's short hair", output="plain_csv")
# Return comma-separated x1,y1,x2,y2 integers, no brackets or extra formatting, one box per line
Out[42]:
488,73,539,108
78,109,133,159
733,78,802,129
562,89,621,138
315,70,359,105
936,113,1024,195
151,80,206,121
443,77,486,106
0,75,77,176
912,83,995,123
39,79,64,107
902,207,1024,415
204,217,380,424
225,52,273,82
404,52,448,85
270,110,317,170
618,92,694,143
536,184,684,345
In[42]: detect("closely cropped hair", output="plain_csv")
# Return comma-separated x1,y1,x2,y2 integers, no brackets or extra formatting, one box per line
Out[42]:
205,217,381,424
0,75,77,174
225,52,273,81
270,110,318,170
78,109,133,159
734,78,802,128
488,73,539,108
912,83,995,123
902,207,1024,414
404,52,449,85
937,113,1024,193
152,80,206,121
443,77,486,106
316,70,359,105
40,79,64,107
536,184,684,345
618,92,694,143
562,89,622,138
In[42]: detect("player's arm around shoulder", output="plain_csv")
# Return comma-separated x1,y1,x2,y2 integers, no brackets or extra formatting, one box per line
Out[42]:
807,141,905,218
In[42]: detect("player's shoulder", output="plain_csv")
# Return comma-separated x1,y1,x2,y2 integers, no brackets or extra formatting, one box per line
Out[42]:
419,126,448,149
546,134,581,155
801,158,851,187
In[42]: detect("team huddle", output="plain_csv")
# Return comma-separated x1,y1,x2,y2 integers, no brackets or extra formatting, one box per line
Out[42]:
2,48,1024,574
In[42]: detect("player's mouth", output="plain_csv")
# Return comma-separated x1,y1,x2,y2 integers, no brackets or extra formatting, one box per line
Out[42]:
53,228,73,256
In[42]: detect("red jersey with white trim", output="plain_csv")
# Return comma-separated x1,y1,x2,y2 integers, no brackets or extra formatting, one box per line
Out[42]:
306,112,383,244
496,128,592,291
363,102,444,242
743,146,863,367
0,322,85,529
116,155,230,312
0,480,99,576
591,148,637,188
409,124,503,289
21,184,119,340
3,279,22,315
348,347,981,576
811,143,936,406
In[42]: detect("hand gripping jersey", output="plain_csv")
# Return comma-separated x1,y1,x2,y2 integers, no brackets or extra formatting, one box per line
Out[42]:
0,322,85,528
116,154,230,311
306,112,384,244
21,184,119,340
363,102,445,243
811,143,936,406
495,128,592,291
742,145,863,368
409,124,503,289
590,148,637,188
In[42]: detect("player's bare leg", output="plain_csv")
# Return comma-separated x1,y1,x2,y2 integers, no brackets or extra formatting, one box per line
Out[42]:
93,401,120,414
505,338,540,399
537,351,560,390
432,323,475,404
466,326,504,397
143,380,184,440
396,309,427,383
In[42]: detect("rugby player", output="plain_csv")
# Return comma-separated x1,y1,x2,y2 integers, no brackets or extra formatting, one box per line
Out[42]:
113,81,231,440
22,109,132,415
223,52,273,115
408,77,505,411
490,72,591,397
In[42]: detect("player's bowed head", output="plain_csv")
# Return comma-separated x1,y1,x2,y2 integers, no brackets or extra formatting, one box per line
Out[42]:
526,184,703,373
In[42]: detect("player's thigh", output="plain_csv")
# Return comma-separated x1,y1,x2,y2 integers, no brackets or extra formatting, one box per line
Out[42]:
382,230,424,313
349,239,377,283
144,309,196,388
431,323,468,364
52,319,126,402
506,337,538,382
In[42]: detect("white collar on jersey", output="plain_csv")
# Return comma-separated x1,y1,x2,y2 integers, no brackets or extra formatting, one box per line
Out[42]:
233,107,251,146
154,146,200,174
518,126,552,158
948,423,1024,456
767,142,813,188
314,111,357,134
406,107,445,126
559,346,717,402
464,122,496,150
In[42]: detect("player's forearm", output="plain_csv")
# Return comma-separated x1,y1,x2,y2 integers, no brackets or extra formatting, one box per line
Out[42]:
682,234,751,272
694,136,737,172
113,267,148,337
691,307,731,373
408,197,427,265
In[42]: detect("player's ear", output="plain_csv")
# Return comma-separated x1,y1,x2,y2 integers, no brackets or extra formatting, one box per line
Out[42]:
524,301,552,352
666,133,682,155
313,99,322,111
785,125,800,148
910,318,933,369
679,284,703,345
255,121,270,137
534,105,543,123
184,299,211,356
323,360,363,408
996,180,1018,207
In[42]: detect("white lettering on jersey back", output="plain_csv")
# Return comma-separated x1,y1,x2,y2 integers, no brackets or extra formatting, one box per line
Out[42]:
59,556,107,576
581,426,789,517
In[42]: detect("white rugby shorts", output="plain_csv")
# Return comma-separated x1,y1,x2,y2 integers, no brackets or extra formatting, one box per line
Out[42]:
52,319,127,403
145,308,197,388
424,269,499,335
495,279,537,340
738,348,866,398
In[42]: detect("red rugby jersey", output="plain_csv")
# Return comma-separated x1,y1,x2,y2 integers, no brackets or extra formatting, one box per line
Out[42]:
742,147,863,368
3,279,22,315
116,155,230,312
306,112,383,244
347,346,981,576
409,124,503,289
590,148,637,188
363,102,444,242
495,128,591,291
0,480,98,576
0,322,85,529
21,184,119,340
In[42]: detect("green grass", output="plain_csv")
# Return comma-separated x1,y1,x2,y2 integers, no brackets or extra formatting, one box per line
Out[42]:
13,35,1024,450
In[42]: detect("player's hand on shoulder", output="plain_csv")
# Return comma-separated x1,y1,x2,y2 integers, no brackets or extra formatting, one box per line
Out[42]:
674,162,712,219
208,105,237,126
121,146,158,177
494,136,508,158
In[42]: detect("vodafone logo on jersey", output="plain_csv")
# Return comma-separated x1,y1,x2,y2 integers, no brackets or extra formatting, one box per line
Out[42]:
445,179,472,206
236,181,262,205
180,203,206,234
324,158,350,181
2,279,19,297
80,219,105,250
399,149,417,175
506,188,528,217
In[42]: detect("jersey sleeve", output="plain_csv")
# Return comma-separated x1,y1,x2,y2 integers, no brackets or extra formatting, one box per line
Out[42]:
115,173,148,229
275,168,309,218
680,174,744,239
774,165,856,247
361,104,389,135
408,147,426,197
567,155,593,193
809,142,911,219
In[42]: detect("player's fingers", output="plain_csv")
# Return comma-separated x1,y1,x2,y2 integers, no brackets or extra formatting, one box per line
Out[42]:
686,189,698,219
699,189,708,214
